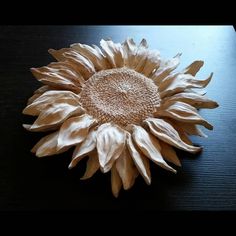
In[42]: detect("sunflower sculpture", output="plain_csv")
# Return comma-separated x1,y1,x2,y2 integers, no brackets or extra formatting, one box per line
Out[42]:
23,38,218,197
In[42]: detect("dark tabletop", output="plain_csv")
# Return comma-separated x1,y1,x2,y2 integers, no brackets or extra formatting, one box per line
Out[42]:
0,26,236,211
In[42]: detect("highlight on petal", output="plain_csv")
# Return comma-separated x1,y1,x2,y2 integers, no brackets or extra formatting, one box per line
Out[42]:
111,166,122,198
80,151,100,180
126,132,151,185
160,73,213,98
69,128,97,169
159,141,181,167
144,117,201,153
100,39,124,68
162,92,219,109
96,123,126,173
155,101,213,130
23,90,81,116
131,125,176,173
31,131,69,157
152,53,181,84
57,114,97,150
182,60,204,76
116,146,138,190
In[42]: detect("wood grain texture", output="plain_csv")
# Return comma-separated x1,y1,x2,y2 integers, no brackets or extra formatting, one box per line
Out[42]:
0,26,236,211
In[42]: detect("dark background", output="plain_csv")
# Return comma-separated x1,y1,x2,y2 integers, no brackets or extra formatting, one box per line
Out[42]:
0,26,236,211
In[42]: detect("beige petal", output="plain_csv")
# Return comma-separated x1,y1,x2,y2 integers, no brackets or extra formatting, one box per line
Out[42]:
155,101,213,130
176,122,207,137
141,50,161,77
31,131,69,157
62,50,96,79
57,114,96,150
23,101,83,132
152,53,181,84
100,39,124,68
122,38,137,67
30,67,82,92
80,151,100,180
182,60,204,76
116,146,138,190
71,43,109,71
48,48,71,61
69,128,97,169
131,125,176,173
160,73,213,98
144,118,201,153
126,132,151,185
96,123,126,173
159,141,181,167
162,92,218,109
23,90,81,116
111,166,122,198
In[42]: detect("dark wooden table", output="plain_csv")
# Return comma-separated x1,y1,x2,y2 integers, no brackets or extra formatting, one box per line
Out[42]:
1,26,236,211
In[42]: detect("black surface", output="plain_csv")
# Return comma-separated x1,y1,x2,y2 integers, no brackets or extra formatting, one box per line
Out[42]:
1,25,236,211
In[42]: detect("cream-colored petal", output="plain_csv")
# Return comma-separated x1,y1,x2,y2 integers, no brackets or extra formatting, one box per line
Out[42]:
100,39,124,68
144,118,201,153
122,38,137,67
31,131,69,157
152,53,181,84
111,166,122,198
62,50,96,79
48,48,70,61
30,68,82,92
131,125,176,173
23,101,83,132
176,122,207,137
162,92,218,109
182,60,204,76
116,146,138,190
155,101,213,130
126,133,151,185
80,151,100,180
159,141,181,167
160,73,213,98
141,50,161,77
96,123,126,173
71,43,109,71
23,90,81,116
57,114,96,150
69,128,97,169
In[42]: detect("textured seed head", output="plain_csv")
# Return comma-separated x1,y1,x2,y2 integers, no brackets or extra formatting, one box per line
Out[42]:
79,67,161,127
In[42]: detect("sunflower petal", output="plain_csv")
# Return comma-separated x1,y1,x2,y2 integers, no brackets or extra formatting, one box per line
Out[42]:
159,141,181,167
71,43,109,71
116,146,138,190
152,53,181,84
160,73,213,98
111,166,122,198
80,151,100,180
62,50,96,79
126,132,151,185
162,92,219,109
177,122,208,137
144,118,201,153
100,39,124,68
182,60,204,76
122,38,137,67
31,131,69,157
48,48,70,61
69,128,97,169
96,123,126,173
57,114,96,150
155,101,213,130
131,125,176,173
23,101,84,132
23,90,81,116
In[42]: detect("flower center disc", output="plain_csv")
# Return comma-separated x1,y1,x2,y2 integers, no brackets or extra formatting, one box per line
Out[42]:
80,67,160,127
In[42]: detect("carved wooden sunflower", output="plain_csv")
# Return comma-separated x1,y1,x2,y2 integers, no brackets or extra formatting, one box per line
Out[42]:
23,38,218,197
